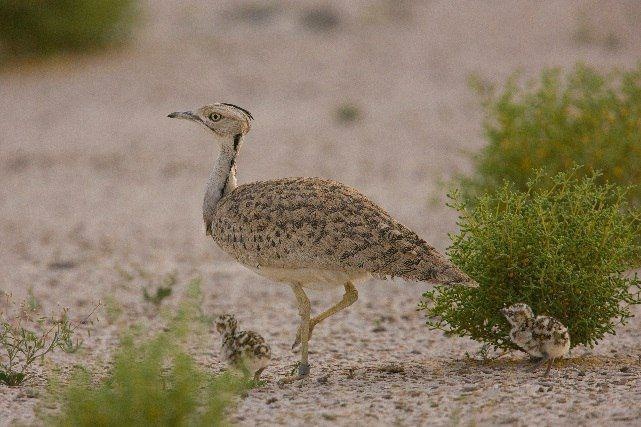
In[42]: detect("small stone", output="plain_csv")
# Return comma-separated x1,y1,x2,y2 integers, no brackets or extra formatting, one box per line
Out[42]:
379,364,404,374
317,375,329,385
372,326,387,333
48,260,77,270
22,388,39,398
619,366,630,373
266,397,277,404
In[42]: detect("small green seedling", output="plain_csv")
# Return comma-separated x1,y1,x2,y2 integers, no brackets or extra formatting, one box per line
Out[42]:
143,272,177,306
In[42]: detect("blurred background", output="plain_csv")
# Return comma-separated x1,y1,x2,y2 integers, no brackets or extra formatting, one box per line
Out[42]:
1,0,641,294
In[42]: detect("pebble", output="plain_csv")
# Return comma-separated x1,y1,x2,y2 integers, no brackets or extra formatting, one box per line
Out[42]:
317,375,330,385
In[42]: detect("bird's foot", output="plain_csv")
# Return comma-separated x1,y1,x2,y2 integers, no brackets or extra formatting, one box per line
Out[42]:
526,357,547,373
251,367,267,385
298,362,310,376
277,362,310,386
292,324,315,350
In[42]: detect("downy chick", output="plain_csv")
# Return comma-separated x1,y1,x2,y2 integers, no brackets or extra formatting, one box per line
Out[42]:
215,314,271,380
501,303,570,376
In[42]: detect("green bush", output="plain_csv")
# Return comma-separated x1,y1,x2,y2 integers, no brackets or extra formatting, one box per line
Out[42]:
46,280,247,426
463,64,641,205
0,0,137,58
48,336,245,427
419,171,641,351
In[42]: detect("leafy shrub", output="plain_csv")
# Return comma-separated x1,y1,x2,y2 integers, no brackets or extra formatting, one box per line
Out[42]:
0,295,93,386
463,64,641,205
47,280,248,426
48,336,245,426
0,0,137,58
419,171,641,351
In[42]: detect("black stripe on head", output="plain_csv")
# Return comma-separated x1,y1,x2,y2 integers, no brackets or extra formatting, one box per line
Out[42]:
221,103,253,120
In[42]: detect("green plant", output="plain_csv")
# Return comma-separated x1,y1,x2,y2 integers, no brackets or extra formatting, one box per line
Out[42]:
58,304,100,354
1,296,77,386
334,103,361,124
47,280,248,426
0,0,137,59
464,64,641,205
420,170,641,351
143,272,176,306
103,296,123,325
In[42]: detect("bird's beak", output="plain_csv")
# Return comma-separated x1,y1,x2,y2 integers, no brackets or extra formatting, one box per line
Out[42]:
167,111,198,121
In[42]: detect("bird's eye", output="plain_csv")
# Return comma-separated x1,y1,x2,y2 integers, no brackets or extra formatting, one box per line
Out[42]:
209,113,222,122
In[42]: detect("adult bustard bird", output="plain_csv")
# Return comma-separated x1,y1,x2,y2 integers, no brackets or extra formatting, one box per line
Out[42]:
168,103,474,381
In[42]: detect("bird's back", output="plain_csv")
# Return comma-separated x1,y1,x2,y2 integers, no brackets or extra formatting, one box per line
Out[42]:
532,316,570,353
211,177,470,284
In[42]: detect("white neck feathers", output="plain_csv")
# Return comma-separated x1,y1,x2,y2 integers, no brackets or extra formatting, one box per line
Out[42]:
203,134,242,235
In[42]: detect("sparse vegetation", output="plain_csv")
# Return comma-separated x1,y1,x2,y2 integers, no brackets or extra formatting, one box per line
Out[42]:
334,103,362,124
0,0,138,59
0,295,94,386
46,280,248,426
572,10,621,50
464,64,641,205
420,171,641,351
103,296,123,325
143,272,176,306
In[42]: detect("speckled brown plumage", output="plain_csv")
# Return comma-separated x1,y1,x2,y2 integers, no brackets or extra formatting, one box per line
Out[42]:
210,177,470,285
216,314,271,380
169,102,475,381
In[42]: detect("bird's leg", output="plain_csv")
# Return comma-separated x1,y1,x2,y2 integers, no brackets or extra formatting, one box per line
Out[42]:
292,282,358,349
543,358,554,377
526,355,548,373
280,284,311,384
253,367,266,382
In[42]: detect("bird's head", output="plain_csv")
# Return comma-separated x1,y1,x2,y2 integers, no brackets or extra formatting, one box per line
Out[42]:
501,303,534,326
168,103,253,138
215,313,238,334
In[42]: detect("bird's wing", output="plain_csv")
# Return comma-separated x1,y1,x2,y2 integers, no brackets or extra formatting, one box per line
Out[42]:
212,177,471,285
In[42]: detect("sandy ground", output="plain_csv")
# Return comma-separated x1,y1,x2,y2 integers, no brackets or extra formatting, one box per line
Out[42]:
2,0,641,425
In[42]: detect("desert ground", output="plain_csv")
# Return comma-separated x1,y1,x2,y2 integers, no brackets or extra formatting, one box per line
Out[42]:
2,1,641,425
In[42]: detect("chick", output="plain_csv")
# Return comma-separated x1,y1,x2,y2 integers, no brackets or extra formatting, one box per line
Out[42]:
501,303,570,376
215,314,271,380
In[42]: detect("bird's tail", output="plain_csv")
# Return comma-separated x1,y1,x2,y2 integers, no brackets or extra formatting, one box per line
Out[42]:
399,249,478,288
431,262,478,288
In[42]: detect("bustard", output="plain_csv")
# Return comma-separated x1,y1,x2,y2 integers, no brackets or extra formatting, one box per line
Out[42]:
168,103,475,381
